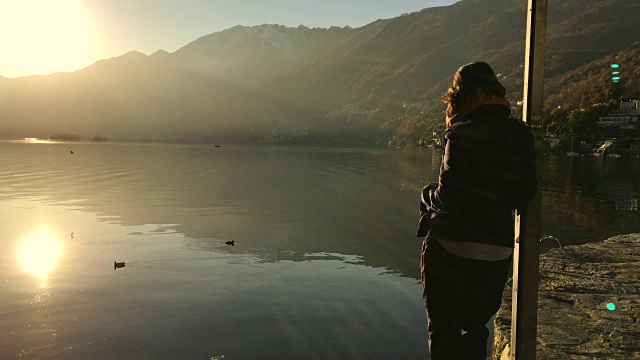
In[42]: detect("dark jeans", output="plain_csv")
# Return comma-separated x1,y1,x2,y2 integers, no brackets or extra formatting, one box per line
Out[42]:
421,238,512,360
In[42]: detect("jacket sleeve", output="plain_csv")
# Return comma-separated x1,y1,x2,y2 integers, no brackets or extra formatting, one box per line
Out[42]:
424,128,471,213
420,183,438,216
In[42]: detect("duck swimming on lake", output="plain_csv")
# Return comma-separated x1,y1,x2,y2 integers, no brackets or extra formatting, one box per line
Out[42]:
224,240,235,246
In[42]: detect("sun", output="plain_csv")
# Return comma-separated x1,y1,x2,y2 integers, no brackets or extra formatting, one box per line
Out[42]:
0,0,97,77
16,226,63,285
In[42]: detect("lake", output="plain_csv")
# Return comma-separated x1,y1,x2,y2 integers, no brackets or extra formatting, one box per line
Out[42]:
1,141,639,359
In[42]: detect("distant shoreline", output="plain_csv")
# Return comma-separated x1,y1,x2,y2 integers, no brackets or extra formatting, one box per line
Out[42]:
0,137,396,149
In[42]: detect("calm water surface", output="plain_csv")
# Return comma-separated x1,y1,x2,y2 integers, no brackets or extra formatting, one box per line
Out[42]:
1,141,639,359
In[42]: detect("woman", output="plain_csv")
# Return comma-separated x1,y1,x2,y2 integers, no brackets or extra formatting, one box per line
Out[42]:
417,62,537,359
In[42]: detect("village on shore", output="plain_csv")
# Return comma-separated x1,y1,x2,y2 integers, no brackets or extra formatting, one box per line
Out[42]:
543,100,640,158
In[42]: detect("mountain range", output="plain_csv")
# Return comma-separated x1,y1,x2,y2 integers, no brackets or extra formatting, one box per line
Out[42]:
1,0,638,145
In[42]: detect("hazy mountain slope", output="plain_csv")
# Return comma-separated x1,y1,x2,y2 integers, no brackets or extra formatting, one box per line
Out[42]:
0,51,294,141
261,0,521,108
1,0,638,144
173,25,355,85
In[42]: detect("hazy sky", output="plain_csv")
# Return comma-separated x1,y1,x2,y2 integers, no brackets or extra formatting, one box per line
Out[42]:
0,0,457,78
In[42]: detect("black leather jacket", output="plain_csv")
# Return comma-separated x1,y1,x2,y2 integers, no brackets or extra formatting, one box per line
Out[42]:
417,104,537,248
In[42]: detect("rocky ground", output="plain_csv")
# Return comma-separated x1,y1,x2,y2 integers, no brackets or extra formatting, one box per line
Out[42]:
493,234,640,360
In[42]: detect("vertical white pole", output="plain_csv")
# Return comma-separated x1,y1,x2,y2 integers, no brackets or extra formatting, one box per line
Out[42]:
511,0,547,359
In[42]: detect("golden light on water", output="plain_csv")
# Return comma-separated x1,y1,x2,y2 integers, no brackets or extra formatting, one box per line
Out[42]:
16,226,63,285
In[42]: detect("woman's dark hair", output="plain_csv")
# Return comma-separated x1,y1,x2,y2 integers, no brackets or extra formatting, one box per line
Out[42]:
442,62,506,119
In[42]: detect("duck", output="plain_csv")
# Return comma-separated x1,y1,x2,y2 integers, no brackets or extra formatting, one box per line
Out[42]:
224,240,235,246
114,261,126,269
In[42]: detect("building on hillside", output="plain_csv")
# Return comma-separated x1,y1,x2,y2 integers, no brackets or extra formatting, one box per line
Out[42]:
597,100,640,130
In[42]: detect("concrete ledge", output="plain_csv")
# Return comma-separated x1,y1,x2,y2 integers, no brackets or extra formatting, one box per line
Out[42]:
493,234,640,360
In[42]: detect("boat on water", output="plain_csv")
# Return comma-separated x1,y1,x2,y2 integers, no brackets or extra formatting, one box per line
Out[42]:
593,139,616,157
566,135,580,156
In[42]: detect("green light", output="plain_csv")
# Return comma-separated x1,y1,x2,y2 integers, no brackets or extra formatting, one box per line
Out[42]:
612,77,621,81
607,303,616,311
612,71,619,75
611,64,620,68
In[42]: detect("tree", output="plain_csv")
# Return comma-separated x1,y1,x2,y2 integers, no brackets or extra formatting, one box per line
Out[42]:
606,82,624,101
567,104,615,136
543,106,570,135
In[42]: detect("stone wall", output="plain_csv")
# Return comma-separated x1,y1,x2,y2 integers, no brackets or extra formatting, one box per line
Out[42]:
493,234,640,359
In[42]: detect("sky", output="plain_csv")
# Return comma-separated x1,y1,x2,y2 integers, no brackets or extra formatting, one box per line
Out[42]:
0,0,457,78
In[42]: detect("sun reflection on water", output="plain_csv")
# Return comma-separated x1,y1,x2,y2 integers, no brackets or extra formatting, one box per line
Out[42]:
16,226,63,287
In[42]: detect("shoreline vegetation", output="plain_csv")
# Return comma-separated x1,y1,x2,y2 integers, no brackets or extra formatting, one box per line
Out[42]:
493,234,640,359
9,136,639,156
44,134,108,142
